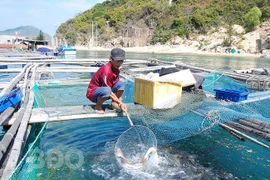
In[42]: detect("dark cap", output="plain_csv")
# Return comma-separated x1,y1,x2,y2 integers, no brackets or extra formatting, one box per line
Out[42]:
111,48,126,61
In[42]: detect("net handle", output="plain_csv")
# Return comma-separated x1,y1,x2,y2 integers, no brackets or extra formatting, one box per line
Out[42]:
124,110,134,127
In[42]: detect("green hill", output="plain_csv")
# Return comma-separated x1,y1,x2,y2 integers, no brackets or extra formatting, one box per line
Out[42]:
56,0,270,47
0,25,50,37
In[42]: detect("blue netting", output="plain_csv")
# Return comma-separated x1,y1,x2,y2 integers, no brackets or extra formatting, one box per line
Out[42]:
203,72,250,94
9,72,270,179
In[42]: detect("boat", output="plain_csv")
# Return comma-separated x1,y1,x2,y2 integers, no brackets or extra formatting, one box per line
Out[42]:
37,46,54,56
0,88,23,113
58,44,76,55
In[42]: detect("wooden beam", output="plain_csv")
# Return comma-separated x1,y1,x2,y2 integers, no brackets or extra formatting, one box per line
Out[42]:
220,123,269,149
0,68,21,73
0,58,148,64
1,64,39,179
0,58,104,62
0,64,30,96
0,93,30,165
2,105,127,126
175,63,214,73
29,110,125,124
0,67,99,73
129,65,176,72
7,56,56,60
0,65,157,73
242,117,270,129
238,119,270,134
35,79,90,86
1,91,34,179
0,104,19,125
225,121,270,141
35,78,90,83
37,68,99,73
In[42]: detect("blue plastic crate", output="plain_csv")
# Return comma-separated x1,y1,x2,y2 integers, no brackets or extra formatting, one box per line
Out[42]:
0,88,23,113
214,88,249,102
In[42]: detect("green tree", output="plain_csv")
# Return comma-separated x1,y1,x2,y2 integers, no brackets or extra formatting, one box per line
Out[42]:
36,30,44,40
65,31,77,45
55,0,270,46
245,6,262,31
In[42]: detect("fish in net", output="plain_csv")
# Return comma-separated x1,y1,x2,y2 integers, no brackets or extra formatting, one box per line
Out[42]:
115,125,158,170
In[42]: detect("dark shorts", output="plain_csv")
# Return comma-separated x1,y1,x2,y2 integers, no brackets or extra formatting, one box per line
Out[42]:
93,81,124,103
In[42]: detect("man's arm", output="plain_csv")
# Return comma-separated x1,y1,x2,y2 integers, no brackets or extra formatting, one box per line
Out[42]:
110,92,127,112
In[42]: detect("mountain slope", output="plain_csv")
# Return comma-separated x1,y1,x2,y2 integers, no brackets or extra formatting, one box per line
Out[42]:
56,0,270,48
0,25,50,37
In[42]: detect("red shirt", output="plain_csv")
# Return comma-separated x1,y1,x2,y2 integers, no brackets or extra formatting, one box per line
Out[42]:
86,62,120,102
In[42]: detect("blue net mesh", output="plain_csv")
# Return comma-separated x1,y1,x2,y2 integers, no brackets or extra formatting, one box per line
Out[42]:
203,72,250,94
8,72,270,179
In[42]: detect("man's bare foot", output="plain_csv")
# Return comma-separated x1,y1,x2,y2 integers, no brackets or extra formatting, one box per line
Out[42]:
95,105,105,114
95,109,105,114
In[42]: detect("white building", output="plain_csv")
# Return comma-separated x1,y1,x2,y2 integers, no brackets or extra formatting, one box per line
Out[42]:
0,35,26,44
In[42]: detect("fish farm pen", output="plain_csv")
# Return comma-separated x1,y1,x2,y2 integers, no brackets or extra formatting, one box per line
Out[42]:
0,53,270,180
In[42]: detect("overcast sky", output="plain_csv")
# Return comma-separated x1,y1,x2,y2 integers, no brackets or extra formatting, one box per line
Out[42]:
0,0,105,36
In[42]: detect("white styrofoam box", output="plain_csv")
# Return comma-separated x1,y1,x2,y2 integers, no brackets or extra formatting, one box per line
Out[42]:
134,78,182,109
159,69,196,87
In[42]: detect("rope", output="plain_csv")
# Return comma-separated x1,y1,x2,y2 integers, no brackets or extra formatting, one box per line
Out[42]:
203,72,225,87
201,110,221,131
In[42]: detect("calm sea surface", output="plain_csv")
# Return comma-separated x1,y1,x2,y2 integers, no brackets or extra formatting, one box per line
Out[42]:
79,50,270,70
1,50,270,179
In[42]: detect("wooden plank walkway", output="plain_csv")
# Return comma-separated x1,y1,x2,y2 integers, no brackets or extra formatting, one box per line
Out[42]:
6,56,56,60
129,65,176,72
0,64,37,178
0,78,91,89
0,58,149,64
0,67,100,73
1,64,175,73
35,78,90,86
2,104,128,126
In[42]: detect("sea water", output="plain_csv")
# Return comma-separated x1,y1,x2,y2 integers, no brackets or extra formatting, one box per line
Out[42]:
2,51,270,179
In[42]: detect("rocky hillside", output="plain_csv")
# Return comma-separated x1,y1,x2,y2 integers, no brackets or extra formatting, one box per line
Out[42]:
56,0,270,54
168,20,270,54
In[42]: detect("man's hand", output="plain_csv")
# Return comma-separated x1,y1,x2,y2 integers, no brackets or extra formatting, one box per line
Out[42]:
110,92,127,111
119,102,127,112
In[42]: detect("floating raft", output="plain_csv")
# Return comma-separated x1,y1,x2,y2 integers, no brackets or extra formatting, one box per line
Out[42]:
7,56,56,60
0,58,148,64
0,67,100,73
222,71,270,90
176,62,270,90
2,104,129,126
129,65,175,72
34,78,90,86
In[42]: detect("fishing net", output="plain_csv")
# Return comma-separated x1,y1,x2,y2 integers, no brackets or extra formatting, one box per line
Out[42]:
115,125,158,170
8,71,270,179
32,82,90,108
203,71,250,94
